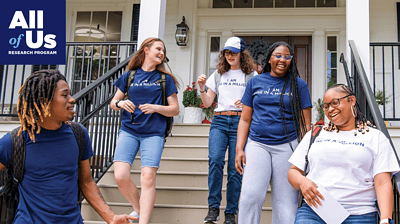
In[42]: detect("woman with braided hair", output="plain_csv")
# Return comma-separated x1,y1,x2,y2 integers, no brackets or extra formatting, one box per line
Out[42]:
235,41,312,223
288,84,399,224
0,70,136,223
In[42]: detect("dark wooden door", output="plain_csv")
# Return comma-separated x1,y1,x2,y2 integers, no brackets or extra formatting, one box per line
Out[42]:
239,36,312,93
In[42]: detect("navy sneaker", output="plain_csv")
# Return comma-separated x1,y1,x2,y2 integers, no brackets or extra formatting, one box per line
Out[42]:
224,213,236,224
204,207,220,223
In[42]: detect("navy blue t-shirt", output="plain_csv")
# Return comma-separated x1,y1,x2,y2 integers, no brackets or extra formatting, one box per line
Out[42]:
241,72,312,145
0,123,93,223
114,68,178,137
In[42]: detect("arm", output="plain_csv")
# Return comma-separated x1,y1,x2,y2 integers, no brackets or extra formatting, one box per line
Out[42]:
110,89,135,113
235,105,253,175
0,163,4,172
138,92,179,117
374,172,393,220
197,74,217,108
79,159,136,223
288,165,324,207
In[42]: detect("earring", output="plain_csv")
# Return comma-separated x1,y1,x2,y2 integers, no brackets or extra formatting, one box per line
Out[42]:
351,105,356,118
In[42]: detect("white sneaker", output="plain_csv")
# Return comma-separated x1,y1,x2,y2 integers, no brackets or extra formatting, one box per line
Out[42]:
129,211,139,223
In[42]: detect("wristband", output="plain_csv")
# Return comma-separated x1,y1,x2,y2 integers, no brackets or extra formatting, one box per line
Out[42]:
200,89,206,93
115,100,122,108
380,218,394,224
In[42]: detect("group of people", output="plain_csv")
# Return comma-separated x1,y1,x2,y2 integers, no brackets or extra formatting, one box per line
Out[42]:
0,35,398,224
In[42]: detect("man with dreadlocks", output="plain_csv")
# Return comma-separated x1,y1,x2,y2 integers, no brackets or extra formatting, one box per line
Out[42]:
0,70,136,223
235,41,312,224
288,84,399,224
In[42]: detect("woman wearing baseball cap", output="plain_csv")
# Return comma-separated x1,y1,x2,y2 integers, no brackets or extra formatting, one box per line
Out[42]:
198,37,257,224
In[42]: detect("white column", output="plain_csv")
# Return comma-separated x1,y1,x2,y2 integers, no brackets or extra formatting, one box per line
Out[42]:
137,0,167,47
312,29,326,121
346,0,370,79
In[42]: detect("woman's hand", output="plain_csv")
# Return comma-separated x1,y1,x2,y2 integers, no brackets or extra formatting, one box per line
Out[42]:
234,100,242,108
299,176,324,207
197,74,207,91
119,100,135,113
139,104,157,114
235,149,246,175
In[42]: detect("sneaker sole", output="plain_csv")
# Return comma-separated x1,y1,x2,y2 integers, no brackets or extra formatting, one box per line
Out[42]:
204,217,220,224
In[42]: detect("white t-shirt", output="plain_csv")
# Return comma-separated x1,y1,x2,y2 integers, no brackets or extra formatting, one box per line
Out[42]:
289,128,400,215
206,69,256,112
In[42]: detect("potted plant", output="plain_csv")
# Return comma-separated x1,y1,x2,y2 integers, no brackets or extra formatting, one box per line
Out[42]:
201,96,217,123
182,82,203,123
313,98,325,125
375,90,391,106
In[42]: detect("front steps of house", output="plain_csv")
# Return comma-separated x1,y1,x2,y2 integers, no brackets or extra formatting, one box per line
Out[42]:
81,123,272,224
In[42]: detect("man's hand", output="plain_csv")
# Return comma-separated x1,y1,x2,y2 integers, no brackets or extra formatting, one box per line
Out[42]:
111,214,137,224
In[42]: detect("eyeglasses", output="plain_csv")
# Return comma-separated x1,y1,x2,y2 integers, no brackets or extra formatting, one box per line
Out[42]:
322,94,352,111
131,114,144,125
224,51,239,57
272,54,293,61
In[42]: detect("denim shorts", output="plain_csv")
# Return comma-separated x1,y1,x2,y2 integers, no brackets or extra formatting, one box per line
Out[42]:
295,203,378,224
113,129,164,168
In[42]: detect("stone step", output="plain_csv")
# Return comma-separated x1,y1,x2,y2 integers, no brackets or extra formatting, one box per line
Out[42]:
96,185,272,207
162,145,209,158
99,171,225,188
171,123,210,135
81,203,272,223
164,134,209,146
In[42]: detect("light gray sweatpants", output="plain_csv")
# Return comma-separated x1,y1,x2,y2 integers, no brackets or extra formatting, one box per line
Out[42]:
238,138,299,224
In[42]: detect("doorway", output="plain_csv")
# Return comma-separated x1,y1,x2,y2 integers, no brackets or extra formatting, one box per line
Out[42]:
239,36,312,92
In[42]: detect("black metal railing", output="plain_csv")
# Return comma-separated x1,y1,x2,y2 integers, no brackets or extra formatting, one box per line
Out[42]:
370,42,400,121
73,53,134,182
342,40,400,222
0,41,137,118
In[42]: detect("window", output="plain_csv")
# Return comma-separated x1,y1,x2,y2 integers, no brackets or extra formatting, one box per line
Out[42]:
209,37,220,75
213,0,336,8
327,36,337,87
74,11,122,42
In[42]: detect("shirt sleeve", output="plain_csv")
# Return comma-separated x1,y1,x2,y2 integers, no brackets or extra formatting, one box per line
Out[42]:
297,77,312,109
166,74,178,98
79,124,94,161
288,130,312,171
241,77,254,108
113,71,130,93
0,133,12,166
205,71,217,93
372,131,400,177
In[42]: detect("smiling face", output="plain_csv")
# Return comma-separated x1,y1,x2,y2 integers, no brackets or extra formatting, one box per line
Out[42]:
144,41,165,66
323,88,356,131
268,45,292,77
48,80,76,123
224,50,241,70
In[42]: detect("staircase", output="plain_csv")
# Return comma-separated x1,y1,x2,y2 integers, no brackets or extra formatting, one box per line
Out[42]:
81,123,273,224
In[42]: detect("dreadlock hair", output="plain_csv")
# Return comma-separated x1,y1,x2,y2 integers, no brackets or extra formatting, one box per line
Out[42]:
217,49,257,74
261,41,308,146
17,69,66,142
126,37,180,88
324,84,374,135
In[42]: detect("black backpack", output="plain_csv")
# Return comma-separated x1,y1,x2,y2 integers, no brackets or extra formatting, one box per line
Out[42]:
125,70,173,141
0,122,85,224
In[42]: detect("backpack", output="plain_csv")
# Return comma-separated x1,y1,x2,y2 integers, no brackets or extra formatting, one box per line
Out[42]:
0,122,85,224
125,70,173,141
213,70,255,97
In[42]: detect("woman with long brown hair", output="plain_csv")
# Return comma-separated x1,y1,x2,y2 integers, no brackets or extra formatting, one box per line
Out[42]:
110,37,179,224
198,37,257,224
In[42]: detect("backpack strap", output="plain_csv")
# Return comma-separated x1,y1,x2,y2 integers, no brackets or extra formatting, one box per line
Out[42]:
69,122,85,162
125,70,137,99
10,127,25,184
159,73,167,106
303,125,323,175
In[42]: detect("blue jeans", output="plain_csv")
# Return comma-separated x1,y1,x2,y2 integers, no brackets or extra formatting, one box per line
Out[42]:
295,203,378,224
113,129,164,168
208,115,242,214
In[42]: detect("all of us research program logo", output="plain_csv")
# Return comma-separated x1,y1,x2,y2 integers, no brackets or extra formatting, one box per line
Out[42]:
0,0,66,64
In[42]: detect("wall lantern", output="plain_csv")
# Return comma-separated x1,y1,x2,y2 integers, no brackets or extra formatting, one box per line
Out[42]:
175,16,189,46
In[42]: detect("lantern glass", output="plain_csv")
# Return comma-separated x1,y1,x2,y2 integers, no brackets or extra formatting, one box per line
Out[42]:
175,27,188,46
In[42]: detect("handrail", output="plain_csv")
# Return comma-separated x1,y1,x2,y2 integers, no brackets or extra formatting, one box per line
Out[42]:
342,40,400,222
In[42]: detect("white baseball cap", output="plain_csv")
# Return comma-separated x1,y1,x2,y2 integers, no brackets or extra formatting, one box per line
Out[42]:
222,37,245,53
